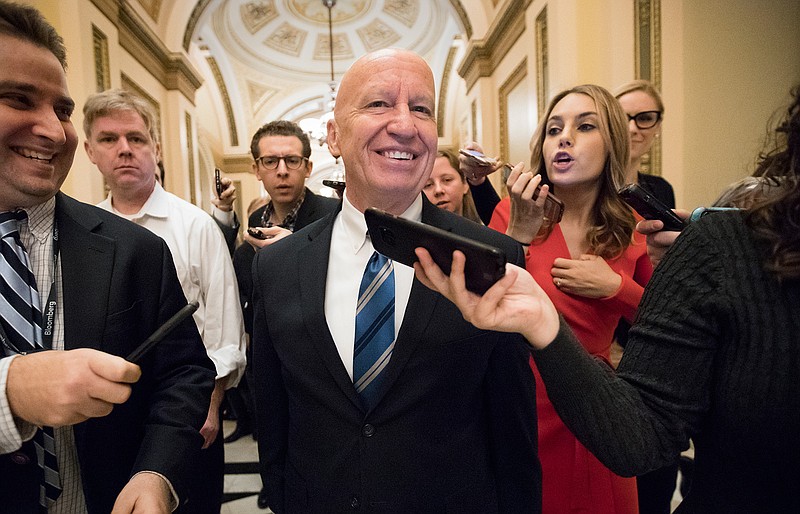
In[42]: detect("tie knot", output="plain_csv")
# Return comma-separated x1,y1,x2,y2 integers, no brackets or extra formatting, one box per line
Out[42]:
0,210,27,239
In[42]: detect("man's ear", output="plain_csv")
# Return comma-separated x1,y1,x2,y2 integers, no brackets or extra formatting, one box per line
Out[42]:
84,140,96,164
304,161,313,179
326,119,340,158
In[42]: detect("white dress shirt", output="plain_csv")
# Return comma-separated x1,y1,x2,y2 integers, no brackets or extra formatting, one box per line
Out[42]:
324,193,421,380
98,183,246,388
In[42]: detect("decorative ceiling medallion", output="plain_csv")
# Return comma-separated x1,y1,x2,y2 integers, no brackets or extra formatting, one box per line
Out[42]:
357,19,401,52
383,0,418,28
313,33,353,60
241,0,279,34
264,22,308,56
287,0,371,24
247,81,278,113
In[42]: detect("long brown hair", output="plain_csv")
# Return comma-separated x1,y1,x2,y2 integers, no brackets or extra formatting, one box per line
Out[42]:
747,85,800,279
529,84,636,258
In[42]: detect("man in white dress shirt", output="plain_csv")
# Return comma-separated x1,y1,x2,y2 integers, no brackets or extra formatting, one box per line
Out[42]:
83,89,246,513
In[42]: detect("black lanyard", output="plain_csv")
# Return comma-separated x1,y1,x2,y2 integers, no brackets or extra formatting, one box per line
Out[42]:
0,221,59,354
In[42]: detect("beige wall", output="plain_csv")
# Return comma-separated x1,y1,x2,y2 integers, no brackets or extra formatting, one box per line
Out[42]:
670,0,800,208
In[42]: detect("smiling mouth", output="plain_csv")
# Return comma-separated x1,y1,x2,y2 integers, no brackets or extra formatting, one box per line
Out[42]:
381,150,415,161
14,147,54,164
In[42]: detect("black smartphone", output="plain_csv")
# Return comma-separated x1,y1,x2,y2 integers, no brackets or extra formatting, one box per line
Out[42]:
126,302,199,363
322,179,346,190
618,183,687,232
214,168,224,197
364,208,506,294
247,227,271,240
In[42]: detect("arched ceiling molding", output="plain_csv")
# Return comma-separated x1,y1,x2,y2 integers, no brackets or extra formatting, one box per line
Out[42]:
448,0,473,39
89,0,204,102
182,0,213,52
437,42,460,138
457,0,532,91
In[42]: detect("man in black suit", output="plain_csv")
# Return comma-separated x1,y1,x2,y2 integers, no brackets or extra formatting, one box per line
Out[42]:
0,3,215,512
251,49,540,513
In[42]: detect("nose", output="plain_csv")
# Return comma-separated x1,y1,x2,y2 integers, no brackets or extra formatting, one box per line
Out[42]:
558,133,573,148
433,181,445,195
275,160,289,177
386,105,416,138
627,118,640,132
117,137,133,156
32,108,67,145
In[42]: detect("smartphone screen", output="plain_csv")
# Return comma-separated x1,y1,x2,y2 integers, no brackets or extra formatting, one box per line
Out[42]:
459,149,497,167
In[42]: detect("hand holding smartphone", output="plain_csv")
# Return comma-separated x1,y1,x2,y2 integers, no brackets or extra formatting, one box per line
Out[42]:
365,208,506,294
618,183,687,232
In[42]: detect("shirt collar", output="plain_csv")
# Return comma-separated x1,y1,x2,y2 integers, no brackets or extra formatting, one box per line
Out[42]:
339,192,424,254
107,182,168,221
23,196,56,240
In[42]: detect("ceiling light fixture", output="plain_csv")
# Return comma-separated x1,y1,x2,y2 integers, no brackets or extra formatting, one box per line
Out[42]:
299,0,338,146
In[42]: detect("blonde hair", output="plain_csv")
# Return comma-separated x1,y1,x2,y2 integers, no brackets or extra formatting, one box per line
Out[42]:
83,88,159,145
529,84,635,258
613,79,665,116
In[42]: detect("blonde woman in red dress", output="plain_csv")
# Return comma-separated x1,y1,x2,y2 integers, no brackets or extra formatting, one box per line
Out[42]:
489,84,652,514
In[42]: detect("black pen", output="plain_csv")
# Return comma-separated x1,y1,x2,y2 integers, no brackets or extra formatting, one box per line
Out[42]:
126,301,199,362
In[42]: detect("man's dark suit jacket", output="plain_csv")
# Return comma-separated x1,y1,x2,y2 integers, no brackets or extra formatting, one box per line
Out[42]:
234,188,340,334
251,197,541,513
0,193,216,514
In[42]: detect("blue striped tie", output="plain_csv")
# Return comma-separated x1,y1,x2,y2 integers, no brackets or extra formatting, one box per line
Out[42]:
0,211,62,510
0,211,43,351
354,251,395,409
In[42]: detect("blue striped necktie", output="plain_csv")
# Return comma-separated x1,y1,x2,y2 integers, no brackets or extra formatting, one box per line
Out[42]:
0,211,62,510
354,251,395,410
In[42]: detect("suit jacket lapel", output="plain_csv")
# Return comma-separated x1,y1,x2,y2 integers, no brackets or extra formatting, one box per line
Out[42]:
56,194,114,351
297,208,363,409
367,199,453,409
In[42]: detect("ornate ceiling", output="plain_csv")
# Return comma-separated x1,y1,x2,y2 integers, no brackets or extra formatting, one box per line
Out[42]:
179,0,465,147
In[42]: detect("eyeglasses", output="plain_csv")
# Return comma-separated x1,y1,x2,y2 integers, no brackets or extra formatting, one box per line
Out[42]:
627,111,662,129
255,155,308,171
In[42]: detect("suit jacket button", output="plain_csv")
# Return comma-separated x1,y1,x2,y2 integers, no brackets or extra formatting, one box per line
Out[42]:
10,450,30,465
361,424,375,437
350,495,360,509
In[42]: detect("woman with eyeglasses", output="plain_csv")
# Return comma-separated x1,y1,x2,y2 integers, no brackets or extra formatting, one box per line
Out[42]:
489,84,651,514
614,80,675,209
614,80,684,514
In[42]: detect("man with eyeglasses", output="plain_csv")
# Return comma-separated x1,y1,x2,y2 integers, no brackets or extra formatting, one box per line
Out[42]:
232,119,338,509
245,120,339,244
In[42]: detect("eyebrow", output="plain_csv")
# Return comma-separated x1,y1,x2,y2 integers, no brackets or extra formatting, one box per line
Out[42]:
547,111,599,123
0,80,75,111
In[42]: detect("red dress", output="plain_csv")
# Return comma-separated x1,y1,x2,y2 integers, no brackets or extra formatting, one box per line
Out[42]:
490,197,653,514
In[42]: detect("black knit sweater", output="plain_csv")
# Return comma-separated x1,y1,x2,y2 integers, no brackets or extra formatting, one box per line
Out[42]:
533,210,800,513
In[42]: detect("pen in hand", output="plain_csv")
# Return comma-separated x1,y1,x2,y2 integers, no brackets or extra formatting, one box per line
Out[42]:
126,301,199,362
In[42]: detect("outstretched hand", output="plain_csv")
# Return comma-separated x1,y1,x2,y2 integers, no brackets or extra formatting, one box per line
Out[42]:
6,348,141,427
413,248,560,349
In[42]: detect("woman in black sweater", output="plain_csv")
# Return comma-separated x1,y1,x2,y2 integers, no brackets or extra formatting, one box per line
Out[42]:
414,85,800,513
